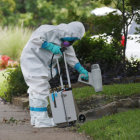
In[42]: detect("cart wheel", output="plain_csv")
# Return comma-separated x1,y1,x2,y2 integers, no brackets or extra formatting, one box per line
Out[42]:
78,114,86,123
68,121,76,126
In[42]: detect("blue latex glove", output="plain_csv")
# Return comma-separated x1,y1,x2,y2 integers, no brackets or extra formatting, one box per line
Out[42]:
41,41,62,55
74,63,88,80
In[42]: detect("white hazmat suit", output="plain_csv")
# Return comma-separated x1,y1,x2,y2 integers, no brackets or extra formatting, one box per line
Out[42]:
20,21,85,128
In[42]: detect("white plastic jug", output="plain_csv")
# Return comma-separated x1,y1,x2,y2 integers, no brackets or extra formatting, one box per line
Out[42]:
91,64,103,92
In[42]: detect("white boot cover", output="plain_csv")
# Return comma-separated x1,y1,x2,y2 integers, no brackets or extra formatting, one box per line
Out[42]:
29,91,56,128
27,76,56,128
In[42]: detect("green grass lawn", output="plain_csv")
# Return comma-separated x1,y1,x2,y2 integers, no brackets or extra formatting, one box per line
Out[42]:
72,83,140,100
78,109,140,140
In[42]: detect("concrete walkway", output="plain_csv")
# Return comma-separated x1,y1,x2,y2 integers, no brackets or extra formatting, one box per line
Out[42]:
0,101,88,140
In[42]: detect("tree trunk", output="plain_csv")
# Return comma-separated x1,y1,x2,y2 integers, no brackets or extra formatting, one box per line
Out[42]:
122,0,126,76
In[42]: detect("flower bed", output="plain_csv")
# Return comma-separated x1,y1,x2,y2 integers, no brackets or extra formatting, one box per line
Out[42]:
0,55,18,70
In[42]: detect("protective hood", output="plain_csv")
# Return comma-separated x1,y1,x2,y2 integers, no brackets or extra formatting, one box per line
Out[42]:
57,21,85,40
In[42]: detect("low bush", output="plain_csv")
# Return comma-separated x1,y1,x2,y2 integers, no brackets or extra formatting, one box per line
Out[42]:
3,65,28,102
73,34,123,76
125,58,140,76
73,34,140,78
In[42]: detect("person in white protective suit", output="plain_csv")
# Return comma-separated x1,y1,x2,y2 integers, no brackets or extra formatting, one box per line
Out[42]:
20,21,88,128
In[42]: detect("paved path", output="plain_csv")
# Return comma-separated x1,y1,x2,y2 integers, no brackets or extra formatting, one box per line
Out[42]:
0,101,88,140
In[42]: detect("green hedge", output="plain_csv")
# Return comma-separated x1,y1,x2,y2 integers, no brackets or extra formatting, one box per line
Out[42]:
73,34,123,74
3,66,28,102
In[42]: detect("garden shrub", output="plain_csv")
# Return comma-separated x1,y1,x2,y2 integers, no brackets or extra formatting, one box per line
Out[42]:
84,13,122,41
3,65,28,102
73,34,123,76
125,58,140,76
73,34,140,79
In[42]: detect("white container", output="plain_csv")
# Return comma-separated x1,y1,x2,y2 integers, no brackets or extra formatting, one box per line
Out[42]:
91,64,103,92
49,90,77,124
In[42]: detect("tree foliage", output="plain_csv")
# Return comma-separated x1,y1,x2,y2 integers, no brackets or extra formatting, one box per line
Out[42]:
0,0,16,25
0,0,101,27
86,13,122,41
